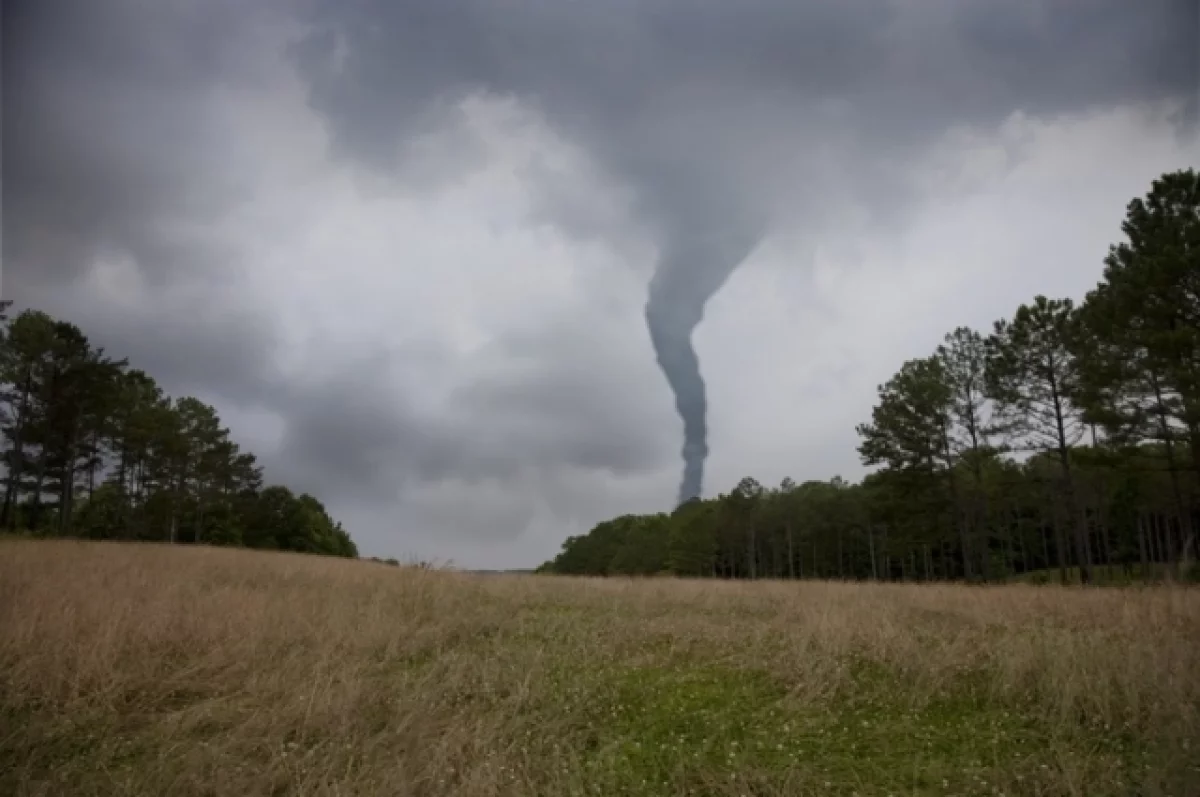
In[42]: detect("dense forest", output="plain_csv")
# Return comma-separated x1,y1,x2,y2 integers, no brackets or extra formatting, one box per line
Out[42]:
0,305,358,558
541,169,1200,585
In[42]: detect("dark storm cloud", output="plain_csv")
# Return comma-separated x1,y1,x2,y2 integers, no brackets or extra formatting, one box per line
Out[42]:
292,0,1197,501
3,0,1197,543
3,0,282,288
3,0,291,409
294,0,1197,225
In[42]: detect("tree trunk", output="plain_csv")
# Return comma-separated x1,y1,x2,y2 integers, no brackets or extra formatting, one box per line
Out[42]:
58,412,81,534
1001,518,1013,580
29,449,48,531
169,469,186,544
196,493,205,544
1158,514,1170,571
1048,366,1091,584
946,467,972,580
1152,376,1193,573
747,522,757,579
1059,463,1091,584
837,531,844,579
1149,513,1162,566
1040,521,1052,572
786,522,795,579
867,525,878,580
58,445,76,534
1098,509,1113,580
1052,508,1069,584
116,443,129,496
1016,514,1028,576
2,370,34,530
976,498,990,582
1137,514,1150,582
85,427,100,498
1187,420,1200,508
1168,515,1182,572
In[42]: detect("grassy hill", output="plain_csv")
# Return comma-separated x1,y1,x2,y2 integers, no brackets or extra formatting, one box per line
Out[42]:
2,539,1198,796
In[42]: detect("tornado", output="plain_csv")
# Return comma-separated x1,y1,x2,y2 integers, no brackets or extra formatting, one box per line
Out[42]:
645,229,761,506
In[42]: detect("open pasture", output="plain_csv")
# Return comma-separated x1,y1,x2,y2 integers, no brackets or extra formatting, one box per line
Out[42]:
1,540,1197,796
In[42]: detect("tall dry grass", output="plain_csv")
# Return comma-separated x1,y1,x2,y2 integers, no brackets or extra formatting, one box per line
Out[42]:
1,539,1198,796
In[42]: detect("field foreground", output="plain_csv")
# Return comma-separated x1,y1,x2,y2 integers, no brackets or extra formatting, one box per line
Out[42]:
2,541,1198,797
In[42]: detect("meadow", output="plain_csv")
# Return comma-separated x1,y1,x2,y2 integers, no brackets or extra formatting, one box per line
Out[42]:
1,540,1198,796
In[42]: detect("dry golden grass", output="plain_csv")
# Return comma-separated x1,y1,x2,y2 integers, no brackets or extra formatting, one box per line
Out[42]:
2,539,1198,796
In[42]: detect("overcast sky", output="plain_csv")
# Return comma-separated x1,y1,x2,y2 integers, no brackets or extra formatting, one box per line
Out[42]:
5,0,1198,567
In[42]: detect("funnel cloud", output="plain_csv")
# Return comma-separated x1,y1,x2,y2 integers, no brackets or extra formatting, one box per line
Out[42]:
647,230,762,503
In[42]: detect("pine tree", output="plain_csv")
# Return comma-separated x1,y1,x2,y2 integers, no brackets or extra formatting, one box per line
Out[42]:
937,327,995,577
0,311,57,530
856,356,966,576
1085,168,1200,565
986,296,1092,583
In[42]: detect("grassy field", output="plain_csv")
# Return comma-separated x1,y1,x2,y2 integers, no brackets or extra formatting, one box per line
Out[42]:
1,540,1198,796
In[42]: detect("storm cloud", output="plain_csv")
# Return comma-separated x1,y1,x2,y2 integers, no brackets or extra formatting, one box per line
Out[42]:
290,0,1196,502
3,0,1197,565
291,0,1197,251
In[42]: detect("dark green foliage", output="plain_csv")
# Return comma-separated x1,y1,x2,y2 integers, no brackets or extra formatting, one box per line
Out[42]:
547,515,648,575
856,356,952,473
71,484,128,540
0,308,358,559
667,500,718,576
610,514,671,575
542,169,1200,583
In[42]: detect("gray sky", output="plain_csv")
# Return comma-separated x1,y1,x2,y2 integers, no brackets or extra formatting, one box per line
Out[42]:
5,0,1198,567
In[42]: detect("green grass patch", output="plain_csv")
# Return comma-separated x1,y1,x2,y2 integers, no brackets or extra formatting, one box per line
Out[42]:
531,657,1151,796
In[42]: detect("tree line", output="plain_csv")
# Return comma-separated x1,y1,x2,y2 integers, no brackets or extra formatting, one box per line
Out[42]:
540,168,1200,584
0,305,358,558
